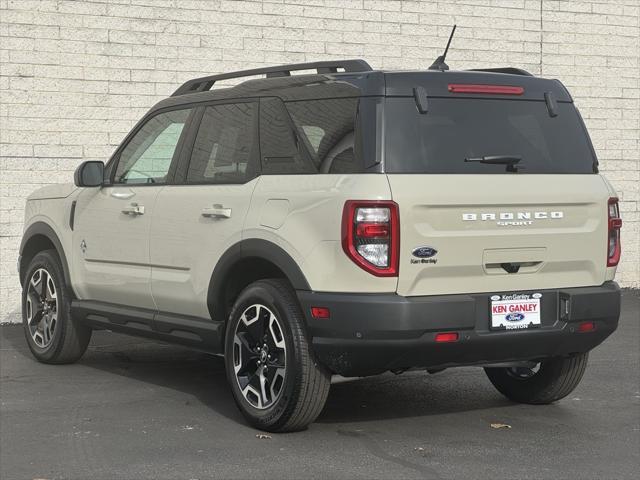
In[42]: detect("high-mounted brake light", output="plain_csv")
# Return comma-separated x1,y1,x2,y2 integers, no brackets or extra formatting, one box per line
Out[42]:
607,197,622,267
448,84,524,95
342,200,399,277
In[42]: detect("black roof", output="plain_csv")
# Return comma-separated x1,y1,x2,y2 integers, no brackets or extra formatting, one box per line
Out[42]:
150,59,572,114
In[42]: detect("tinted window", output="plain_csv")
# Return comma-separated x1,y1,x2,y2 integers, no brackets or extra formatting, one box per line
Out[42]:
114,109,190,184
259,97,315,175
286,98,361,174
384,98,596,174
187,102,258,184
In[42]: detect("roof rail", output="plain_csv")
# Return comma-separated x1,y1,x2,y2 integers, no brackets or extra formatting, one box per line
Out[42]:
468,67,534,76
171,59,373,96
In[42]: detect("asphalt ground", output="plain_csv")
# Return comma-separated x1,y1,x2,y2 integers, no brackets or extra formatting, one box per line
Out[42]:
1,290,638,480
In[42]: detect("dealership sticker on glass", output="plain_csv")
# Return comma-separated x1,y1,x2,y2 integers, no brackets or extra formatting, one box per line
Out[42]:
490,293,542,330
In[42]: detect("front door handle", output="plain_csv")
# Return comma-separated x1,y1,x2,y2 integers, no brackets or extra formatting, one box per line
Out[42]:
111,190,135,200
201,204,232,219
121,203,145,216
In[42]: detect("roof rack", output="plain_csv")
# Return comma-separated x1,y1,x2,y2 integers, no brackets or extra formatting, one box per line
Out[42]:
171,59,373,96
468,67,534,76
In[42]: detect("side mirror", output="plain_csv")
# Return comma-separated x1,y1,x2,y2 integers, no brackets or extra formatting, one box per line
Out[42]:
74,161,104,187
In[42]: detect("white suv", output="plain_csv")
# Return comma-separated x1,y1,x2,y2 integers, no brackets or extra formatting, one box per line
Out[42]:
19,60,622,432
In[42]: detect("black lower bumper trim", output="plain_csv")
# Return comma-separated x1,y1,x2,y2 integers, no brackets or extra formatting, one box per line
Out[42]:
297,282,620,376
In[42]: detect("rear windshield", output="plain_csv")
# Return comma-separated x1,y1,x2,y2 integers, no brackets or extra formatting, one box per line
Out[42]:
384,98,596,174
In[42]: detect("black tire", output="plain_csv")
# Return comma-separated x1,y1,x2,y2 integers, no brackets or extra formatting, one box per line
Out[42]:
484,353,589,404
224,279,330,432
21,249,91,364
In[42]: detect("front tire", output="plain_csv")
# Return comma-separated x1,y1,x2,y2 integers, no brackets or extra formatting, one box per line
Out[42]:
224,279,330,432
484,353,589,404
21,249,91,364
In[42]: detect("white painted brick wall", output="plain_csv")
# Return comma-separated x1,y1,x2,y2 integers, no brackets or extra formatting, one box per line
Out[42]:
1,0,638,322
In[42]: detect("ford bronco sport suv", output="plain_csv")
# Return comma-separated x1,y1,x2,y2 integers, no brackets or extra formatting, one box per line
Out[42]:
19,59,622,432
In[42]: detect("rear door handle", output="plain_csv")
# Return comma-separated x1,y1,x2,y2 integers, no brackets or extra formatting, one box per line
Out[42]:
201,204,232,219
121,203,145,216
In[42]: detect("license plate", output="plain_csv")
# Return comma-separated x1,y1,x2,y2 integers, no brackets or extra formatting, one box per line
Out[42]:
490,293,542,330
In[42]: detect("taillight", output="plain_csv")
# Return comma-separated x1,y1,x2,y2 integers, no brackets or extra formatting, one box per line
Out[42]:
342,200,399,277
607,197,622,267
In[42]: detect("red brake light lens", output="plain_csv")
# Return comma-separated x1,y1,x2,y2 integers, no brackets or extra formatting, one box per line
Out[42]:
311,307,330,319
448,84,524,95
607,197,622,267
577,321,596,333
356,223,390,238
435,332,459,343
342,200,399,277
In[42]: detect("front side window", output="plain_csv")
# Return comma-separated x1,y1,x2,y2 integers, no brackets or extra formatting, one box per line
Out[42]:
187,102,258,184
113,109,190,184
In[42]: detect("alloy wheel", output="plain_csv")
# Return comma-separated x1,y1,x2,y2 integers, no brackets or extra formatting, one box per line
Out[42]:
233,304,287,409
506,363,541,379
26,268,58,348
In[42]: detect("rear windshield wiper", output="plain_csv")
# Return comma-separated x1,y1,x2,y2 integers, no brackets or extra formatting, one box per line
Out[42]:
464,155,522,172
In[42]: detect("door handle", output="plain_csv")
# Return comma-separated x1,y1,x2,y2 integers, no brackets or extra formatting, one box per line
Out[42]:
111,190,135,200
201,204,232,219
121,203,145,216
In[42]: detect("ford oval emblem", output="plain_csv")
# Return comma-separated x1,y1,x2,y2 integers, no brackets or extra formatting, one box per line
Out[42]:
412,246,438,258
505,313,525,322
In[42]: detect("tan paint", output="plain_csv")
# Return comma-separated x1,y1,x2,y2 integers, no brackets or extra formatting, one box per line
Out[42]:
22,172,618,319
149,181,257,318
387,174,612,296
70,186,162,310
247,174,397,293
259,199,290,229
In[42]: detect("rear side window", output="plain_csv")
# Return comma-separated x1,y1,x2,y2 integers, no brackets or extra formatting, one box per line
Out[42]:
384,98,596,174
187,102,258,184
286,98,361,174
259,97,315,175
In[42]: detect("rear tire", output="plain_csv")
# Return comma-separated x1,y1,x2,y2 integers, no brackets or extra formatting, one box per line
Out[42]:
224,279,330,432
484,353,589,404
21,249,91,364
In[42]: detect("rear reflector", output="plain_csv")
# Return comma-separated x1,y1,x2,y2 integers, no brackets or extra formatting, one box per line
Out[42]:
435,332,459,343
448,84,524,95
311,307,330,319
577,321,596,333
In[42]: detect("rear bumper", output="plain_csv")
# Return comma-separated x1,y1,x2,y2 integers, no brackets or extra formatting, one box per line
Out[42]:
297,282,621,377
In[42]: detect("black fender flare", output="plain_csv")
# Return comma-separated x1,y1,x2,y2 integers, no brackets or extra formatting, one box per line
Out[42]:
19,222,72,287
207,238,310,322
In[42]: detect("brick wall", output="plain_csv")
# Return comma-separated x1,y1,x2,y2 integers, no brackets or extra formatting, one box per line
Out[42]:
1,0,638,322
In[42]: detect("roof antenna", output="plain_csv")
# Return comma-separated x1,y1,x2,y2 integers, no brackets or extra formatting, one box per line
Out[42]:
429,25,457,71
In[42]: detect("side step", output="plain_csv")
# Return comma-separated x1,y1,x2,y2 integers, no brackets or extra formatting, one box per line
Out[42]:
71,300,223,353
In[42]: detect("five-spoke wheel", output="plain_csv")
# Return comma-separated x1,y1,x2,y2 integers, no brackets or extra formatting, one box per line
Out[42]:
233,304,287,409
225,279,331,432
485,353,589,404
25,268,58,348
22,249,91,363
